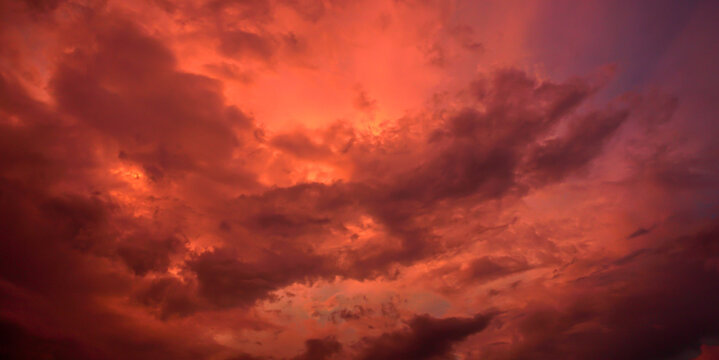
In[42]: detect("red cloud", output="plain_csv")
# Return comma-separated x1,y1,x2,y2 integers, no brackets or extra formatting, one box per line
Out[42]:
1,1,719,359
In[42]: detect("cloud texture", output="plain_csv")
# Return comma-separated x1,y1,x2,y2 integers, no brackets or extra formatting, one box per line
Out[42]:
1,0,719,359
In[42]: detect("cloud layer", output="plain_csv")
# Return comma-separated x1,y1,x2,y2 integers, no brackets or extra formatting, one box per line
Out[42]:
1,0,719,359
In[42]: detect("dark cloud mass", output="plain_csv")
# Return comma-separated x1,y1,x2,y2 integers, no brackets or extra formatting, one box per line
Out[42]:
1,0,719,359
356,313,495,360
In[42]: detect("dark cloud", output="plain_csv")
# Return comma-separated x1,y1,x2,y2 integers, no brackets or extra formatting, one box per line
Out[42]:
292,337,342,360
135,276,201,319
187,247,332,309
51,22,258,187
463,256,532,283
189,249,287,309
526,109,629,183
481,226,719,360
356,313,494,360
117,235,185,276
0,319,99,360
628,226,654,239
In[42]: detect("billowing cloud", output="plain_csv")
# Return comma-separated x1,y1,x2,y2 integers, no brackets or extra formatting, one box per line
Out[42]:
1,0,719,359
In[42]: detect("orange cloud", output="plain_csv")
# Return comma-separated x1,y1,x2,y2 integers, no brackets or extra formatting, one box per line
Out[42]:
1,1,719,359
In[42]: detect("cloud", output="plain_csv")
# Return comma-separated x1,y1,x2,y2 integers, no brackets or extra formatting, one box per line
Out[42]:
0,320,99,360
627,226,654,239
50,21,258,188
1,1,718,359
526,109,629,183
356,313,495,360
480,226,719,360
219,30,276,61
187,246,333,309
270,132,333,160
291,337,342,360
463,256,532,283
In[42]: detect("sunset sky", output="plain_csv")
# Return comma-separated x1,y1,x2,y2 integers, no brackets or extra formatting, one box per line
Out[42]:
1,0,719,359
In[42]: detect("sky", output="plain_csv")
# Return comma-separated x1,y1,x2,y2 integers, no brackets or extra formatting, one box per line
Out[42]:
1,0,719,359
